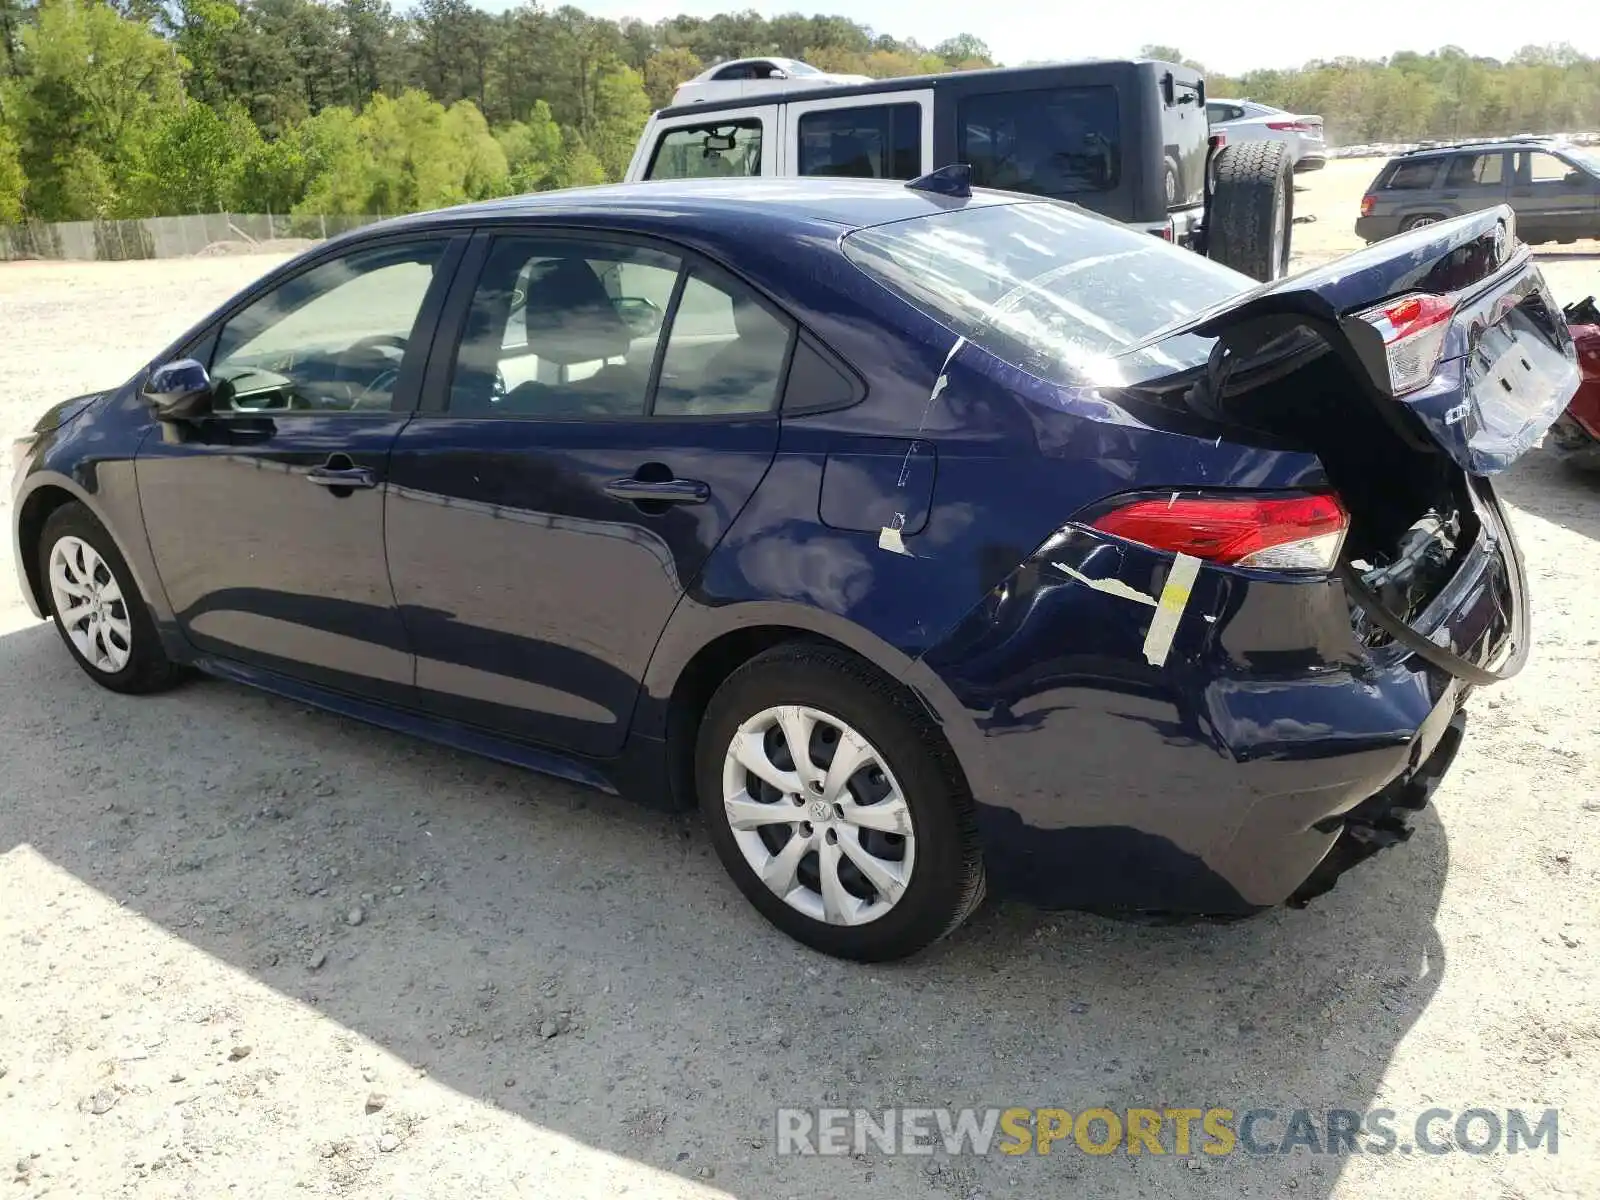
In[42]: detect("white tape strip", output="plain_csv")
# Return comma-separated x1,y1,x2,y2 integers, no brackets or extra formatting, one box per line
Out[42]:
1141,552,1201,668
878,512,912,556
1051,561,1156,607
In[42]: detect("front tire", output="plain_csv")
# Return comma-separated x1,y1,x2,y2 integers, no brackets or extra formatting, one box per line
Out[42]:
39,503,184,694
696,644,984,961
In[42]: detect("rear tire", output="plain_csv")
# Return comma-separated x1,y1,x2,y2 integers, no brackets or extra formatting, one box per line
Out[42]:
1206,140,1294,282
695,644,985,961
1401,213,1445,232
38,503,184,695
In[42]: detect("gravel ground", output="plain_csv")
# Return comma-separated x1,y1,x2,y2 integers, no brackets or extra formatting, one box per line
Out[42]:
1,163,1598,1199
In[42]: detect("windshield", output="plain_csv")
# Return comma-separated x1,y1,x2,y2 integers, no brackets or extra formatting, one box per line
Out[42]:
1564,146,1600,175
842,201,1254,386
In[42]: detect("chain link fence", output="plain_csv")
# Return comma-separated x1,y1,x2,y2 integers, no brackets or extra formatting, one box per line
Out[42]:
0,213,391,262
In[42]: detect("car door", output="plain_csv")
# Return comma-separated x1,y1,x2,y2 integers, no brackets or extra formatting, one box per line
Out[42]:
136,234,463,703
383,230,792,756
1511,148,1591,242
784,92,931,180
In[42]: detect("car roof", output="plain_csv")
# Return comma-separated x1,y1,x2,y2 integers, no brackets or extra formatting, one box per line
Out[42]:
365,177,1023,239
654,58,1157,120
1396,137,1563,160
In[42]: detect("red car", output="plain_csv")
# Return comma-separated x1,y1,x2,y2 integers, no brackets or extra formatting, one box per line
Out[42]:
1555,297,1600,467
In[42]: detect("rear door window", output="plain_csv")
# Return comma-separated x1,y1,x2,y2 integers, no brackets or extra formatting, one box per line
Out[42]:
1381,158,1443,190
646,119,764,179
1444,151,1506,189
797,104,922,180
958,86,1121,196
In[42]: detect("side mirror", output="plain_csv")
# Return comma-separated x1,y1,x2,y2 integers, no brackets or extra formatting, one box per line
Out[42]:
144,358,213,421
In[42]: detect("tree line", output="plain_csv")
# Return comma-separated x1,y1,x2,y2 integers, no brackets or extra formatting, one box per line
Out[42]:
1,2,1597,229
1145,42,1600,144
0,0,995,225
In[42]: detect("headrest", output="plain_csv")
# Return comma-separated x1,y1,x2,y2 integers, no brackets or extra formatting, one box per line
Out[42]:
523,258,632,365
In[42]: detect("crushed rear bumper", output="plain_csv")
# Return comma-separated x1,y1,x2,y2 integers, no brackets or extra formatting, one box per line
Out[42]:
1288,708,1466,907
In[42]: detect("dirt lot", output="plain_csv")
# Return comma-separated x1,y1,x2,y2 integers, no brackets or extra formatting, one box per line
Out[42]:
2,161,1597,1199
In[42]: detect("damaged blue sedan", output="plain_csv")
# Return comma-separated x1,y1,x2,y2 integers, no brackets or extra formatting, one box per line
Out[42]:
11,178,1579,960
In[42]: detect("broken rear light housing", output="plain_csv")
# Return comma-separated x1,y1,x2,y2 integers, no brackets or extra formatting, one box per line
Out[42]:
1356,292,1458,394
1091,491,1350,573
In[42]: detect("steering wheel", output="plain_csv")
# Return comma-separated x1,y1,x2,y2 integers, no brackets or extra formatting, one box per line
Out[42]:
331,333,409,407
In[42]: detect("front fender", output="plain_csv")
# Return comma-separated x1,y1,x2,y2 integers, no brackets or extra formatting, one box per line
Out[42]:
12,390,168,630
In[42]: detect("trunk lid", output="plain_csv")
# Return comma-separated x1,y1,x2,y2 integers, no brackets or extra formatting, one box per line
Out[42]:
1127,205,1581,475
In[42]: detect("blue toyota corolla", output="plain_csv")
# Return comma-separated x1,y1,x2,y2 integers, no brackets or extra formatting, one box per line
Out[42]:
10,178,1579,960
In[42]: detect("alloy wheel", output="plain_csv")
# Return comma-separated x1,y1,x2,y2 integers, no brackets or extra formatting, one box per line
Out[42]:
720,704,915,927
48,535,133,674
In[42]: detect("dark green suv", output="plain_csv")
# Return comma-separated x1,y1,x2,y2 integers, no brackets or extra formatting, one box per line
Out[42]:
1357,138,1600,244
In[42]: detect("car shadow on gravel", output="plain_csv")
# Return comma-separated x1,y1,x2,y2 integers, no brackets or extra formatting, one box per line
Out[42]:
0,618,1449,1200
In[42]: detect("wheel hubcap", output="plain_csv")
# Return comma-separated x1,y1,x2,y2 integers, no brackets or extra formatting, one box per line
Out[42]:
48,536,132,674
721,705,915,927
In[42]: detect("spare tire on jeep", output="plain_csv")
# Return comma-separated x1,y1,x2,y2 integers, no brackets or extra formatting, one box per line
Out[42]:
1206,140,1293,282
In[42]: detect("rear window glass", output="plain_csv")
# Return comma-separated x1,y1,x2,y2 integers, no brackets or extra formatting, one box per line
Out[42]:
647,120,762,180
798,103,921,180
959,86,1120,196
842,201,1252,387
1381,159,1441,190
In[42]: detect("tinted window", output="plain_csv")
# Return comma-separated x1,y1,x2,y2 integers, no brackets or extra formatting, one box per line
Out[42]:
1207,103,1245,123
449,238,679,419
647,120,762,180
843,201,1250,387
1444,152,1505,188
1382,159,1442,190
798,104,921,180
959,86,1120,196
712,63,753,80
655,272,791,416
209,241,444,414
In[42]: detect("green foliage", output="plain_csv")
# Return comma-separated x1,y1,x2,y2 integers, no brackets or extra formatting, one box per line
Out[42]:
0,117,24,222
549,125,606,189
126,100,262,214
497,99,563,192
589,62,649,179
9,0,184,218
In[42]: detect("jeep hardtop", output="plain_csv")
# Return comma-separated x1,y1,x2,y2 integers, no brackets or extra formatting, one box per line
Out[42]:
624,59,1295,280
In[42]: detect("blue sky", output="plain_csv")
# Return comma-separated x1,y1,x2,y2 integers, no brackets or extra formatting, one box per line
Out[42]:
483,0,1600,76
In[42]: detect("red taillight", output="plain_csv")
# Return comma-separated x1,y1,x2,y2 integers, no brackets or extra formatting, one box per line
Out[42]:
1091,492,1350,572
1360,194,1376,217
1355,292,1458,393
1266,120,1313,132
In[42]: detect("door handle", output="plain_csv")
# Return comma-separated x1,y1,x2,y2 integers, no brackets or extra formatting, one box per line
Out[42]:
603,476,710,505
307,465,379,489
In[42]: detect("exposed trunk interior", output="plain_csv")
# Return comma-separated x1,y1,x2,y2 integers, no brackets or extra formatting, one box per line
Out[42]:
1187,331,1479,643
